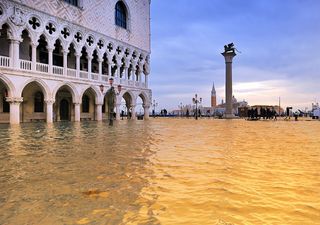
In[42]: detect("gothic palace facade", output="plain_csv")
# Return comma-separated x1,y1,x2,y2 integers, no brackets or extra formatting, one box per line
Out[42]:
0,0,152,124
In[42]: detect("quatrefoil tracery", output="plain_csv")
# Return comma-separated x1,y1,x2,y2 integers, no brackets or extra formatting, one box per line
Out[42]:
29,17,40,30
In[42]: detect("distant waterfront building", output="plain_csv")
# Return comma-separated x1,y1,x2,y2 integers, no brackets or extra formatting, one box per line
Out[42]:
0,0,152,124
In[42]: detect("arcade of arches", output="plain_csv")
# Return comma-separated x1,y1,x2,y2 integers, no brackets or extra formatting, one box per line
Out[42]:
0,77,150,124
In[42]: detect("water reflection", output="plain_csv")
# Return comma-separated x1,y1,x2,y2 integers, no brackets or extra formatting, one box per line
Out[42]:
0,119,320,224
0,121,159,224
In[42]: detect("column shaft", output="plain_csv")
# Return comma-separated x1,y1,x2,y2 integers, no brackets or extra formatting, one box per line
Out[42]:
46,102,53,123
131,105,136,120
9,102,21,124
63,51,68,76
145,75,148,88
96,104,102,121
12,40,20,69
144,106,150,120
76,54,81,78
115,104,121,121
74,103,80,122
225,62,233,116
48,48,53,74
32,44,37,71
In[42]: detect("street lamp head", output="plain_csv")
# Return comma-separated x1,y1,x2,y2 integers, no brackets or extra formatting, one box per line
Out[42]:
109,78,114,86
99,84,104,93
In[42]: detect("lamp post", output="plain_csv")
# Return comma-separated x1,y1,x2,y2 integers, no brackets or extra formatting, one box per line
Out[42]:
105,78,122,125
152,100,158,118
192,94,202,120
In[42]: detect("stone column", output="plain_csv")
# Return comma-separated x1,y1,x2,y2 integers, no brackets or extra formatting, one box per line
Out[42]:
74,103,81,122
48,47,53,74
11,40,20,69
98,58,103,81
143,105,150,120
45,100,54,123
145,74,149,88
75,53,81,78
108,63,112,77
124,66,129,80
63,50,68,76
131,104,136,120
95,104,103,121
222,51,236,119
115,103,121,121
87,55,92,79
31,43,37,71
7,97,23,124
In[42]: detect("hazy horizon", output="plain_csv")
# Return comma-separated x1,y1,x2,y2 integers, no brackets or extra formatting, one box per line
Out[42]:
150,0,320,111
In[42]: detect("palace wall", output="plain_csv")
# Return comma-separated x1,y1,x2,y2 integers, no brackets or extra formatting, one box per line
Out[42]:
10,0,151,52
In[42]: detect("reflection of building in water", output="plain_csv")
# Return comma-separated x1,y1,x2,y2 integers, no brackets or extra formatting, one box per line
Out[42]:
0,0,152,124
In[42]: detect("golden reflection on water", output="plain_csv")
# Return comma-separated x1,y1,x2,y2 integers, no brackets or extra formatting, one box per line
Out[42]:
0,119,319,224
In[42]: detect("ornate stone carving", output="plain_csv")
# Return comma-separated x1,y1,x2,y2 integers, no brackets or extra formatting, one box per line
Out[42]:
9,6,25,26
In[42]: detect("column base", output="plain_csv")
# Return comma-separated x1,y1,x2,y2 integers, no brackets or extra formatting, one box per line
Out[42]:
224,114,236,119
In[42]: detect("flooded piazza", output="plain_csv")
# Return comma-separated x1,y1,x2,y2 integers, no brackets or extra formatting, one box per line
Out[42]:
0,119,319,225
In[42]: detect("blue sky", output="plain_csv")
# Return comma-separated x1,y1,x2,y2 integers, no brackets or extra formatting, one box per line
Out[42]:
149,0,320,110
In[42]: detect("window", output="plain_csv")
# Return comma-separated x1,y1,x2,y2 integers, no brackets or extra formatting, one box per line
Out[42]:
115,1,127,29
82,95,89,113
64,0,78,7
34,92,44,112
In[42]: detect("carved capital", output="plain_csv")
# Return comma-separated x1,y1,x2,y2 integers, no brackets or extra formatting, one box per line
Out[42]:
6,97,23,104
45,99,55,105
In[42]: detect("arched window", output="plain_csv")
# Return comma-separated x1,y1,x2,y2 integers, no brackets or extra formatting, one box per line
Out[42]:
115,1,127,29
34,91,44,112
82,95,90,113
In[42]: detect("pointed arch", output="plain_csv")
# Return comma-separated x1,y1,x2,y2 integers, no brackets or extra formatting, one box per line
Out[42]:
136,91,150,105
18,78,51,100
0,73,15,97
79,85,102,104
52,82,79,103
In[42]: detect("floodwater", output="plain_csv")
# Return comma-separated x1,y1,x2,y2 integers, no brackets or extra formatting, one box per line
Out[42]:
0,119,319,225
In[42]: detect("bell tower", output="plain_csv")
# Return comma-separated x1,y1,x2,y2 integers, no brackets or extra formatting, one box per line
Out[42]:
211,82,217,107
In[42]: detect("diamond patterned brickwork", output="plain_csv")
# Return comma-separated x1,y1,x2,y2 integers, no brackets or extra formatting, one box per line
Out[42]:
12,0,150,52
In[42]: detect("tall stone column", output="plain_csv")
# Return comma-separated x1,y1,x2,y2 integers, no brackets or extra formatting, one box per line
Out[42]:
75,53,81,78
98,58,103,81
74,103,81,122
87,55,92,79
48,47,54,74
95,104,103,121
45,100,54,123
115,103,121,121
222,51,236,119
145,74,149,88
63,50,68,76
7,97,23,124
11,40,20,69
143,105,150,120
31,43,37,71
131,104,136,120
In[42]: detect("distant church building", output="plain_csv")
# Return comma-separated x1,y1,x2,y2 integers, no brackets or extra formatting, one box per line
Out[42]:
211,82,217,107
0,0,152,124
